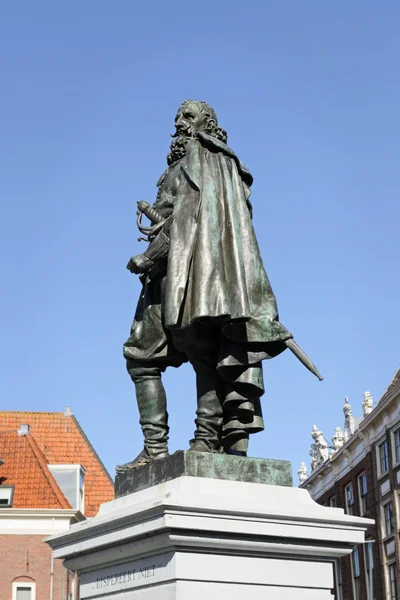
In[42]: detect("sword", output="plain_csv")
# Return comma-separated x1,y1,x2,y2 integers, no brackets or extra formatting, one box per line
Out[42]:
285,338,323,381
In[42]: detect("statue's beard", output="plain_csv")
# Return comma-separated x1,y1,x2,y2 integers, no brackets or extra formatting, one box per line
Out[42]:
167,134,190,165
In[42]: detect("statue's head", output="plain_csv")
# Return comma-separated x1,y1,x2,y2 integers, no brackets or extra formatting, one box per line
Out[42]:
343,396,352,416
311,425,321,441
173,100,227,143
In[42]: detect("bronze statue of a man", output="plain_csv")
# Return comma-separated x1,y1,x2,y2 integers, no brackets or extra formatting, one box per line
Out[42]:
117,100,321,472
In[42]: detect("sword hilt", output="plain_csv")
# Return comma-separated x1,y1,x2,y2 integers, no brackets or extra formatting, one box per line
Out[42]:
137,201,164,224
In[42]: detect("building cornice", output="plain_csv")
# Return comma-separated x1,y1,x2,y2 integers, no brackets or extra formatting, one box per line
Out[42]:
302,381,400,494
0,508,85,522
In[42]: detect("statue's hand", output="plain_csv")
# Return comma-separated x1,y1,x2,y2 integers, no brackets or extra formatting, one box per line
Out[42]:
126,254,154,274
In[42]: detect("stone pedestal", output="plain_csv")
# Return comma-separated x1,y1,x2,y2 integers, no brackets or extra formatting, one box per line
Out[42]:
47,453,372,600
115,450,293,497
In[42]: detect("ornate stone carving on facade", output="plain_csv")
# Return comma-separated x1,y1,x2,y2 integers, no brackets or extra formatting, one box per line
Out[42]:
343,396,354,441
331,426,345,455
362,391,373,417
309,444,318,471
298,461,308,483
309,425,329,471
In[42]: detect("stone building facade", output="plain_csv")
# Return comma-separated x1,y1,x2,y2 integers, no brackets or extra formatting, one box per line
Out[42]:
299,368,400,600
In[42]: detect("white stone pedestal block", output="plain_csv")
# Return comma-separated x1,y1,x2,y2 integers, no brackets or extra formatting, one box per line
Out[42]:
47,476,372,599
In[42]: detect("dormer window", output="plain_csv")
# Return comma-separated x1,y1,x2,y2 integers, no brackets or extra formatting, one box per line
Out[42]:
48,465,85,512
0,485,15,507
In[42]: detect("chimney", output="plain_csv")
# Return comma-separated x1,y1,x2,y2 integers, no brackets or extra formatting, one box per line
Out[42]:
64,406,72,416
18,424,30,436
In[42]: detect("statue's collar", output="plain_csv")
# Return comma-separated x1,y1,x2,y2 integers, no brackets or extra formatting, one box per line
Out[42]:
196,132,253,187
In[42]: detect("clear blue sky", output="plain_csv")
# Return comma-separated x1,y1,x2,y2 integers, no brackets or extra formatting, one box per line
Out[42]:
1,2,399,481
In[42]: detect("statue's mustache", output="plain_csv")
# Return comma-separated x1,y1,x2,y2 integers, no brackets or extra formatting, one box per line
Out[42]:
170,126,191,138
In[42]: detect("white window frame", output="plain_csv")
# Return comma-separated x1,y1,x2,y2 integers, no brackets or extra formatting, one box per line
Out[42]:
387,562,398,600
382,499,394,538
78,468,85,515
334,558,343,600
329,495,337,507
376,438,389,478
391,425,400,467
351,546,361,600
0,485,15,507
48,464,86,512
358,472,368,516
12,582,36,600
345,482,354,515
363,540,374,600
398,492,400,532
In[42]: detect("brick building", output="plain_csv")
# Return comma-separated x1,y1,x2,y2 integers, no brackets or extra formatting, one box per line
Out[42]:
299,368,400,600
0,409,114,600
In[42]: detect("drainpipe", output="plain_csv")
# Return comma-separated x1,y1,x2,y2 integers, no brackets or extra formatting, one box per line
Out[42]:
50,518,54,600
50,554,54,600
367,540,374,600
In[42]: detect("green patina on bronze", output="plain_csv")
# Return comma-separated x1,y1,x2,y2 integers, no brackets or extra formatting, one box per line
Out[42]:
115,451,292,498
116,100,321,475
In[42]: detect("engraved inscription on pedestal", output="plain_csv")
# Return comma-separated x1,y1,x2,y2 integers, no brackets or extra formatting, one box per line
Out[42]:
79,552,174,598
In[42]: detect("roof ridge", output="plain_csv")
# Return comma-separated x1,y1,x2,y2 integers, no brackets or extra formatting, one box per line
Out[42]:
0,410,65,415
25,434,71,509
71,415,114,484
378,366,400,405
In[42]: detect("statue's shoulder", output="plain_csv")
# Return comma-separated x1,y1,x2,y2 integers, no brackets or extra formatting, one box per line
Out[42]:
195,132,253,187
194,131,237,158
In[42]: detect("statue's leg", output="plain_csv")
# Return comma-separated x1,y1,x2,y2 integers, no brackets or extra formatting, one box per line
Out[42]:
116,363,169,472
186,347,223,452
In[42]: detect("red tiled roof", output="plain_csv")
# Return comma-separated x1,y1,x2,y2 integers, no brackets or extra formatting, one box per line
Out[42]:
0,431,70,509
0,411,114,516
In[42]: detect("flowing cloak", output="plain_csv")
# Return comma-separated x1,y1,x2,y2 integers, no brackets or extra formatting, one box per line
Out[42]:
124,132,293,440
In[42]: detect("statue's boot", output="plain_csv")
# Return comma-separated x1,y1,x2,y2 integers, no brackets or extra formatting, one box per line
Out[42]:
223,432,249,457
116,366,169,473
187,348,223,453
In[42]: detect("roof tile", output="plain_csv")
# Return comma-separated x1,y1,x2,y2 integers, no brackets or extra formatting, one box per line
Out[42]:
0,411,114,516
0,432,70,509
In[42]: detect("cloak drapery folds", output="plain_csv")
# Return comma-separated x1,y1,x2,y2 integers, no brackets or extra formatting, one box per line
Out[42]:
124,132,293,440
165,133,293,439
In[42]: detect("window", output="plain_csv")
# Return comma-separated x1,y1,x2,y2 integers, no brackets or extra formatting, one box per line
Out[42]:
79,470,85,513
352,546,361,600
0,485,15,507
329,495,337,507
379,440,389,475
358,473,367,515
364,540,374,600
345,483,354,515
16,589,32,600
12,582,36,600
384,501,394,536
48,465,85,512
389,563,398,600
334,560,343,600
393,428,400,464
